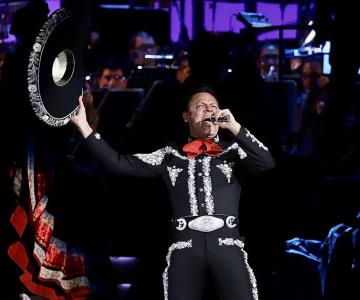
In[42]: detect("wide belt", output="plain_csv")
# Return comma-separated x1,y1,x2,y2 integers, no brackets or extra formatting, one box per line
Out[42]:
174,215,237,232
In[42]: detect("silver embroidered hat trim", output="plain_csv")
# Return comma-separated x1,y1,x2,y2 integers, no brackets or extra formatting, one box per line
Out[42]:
163,240,192,300
218,238,259,300
27,8,79,127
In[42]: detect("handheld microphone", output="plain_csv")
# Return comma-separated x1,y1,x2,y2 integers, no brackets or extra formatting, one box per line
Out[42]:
203,114,230,123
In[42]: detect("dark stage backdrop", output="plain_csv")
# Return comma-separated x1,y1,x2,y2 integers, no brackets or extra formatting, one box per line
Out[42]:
93,7,171,61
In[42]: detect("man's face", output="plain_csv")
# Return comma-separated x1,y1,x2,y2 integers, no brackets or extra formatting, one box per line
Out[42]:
182,92,220,139
301,62,329,91
132,36,157,66
98,68,128,89
258,45,279,75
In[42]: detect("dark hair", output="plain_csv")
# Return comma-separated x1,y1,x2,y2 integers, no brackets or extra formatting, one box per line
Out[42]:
93,58,125,82
89,58,125,89
129,31,155,49
256,40,279,58
182,83,219,112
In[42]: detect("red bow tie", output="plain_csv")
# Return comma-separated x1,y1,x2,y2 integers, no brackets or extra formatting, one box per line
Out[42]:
182,139,224,159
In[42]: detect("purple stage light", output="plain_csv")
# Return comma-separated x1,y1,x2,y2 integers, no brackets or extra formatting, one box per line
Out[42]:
110,256,139,265
204,1,245,33
171,0,192,42
257,2,298,40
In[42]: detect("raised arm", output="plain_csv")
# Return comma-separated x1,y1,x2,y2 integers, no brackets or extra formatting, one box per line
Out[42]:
71,96,163,178
71,96,94,139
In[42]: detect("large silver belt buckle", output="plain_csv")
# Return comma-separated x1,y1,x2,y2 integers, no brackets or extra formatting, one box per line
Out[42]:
188,216,224,232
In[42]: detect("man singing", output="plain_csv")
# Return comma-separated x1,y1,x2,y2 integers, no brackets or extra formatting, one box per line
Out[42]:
71,85,275,300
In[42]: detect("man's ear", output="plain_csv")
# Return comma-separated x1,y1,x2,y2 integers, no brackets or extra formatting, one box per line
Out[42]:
182,111,189,123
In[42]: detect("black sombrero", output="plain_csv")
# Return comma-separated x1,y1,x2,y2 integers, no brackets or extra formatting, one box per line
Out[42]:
27,8,82,127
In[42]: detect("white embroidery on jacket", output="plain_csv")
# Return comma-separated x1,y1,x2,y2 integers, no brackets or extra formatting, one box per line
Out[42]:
134,148,167,165
188,159,198,216
216,162,234,183
245,129,268,151
219,143,238,155
202,157,214,215
219,143,247,159
237,147,247,159
134,146,187,166
167,166,183,186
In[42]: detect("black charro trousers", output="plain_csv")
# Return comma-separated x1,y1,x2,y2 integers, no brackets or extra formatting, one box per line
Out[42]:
164,226,257,300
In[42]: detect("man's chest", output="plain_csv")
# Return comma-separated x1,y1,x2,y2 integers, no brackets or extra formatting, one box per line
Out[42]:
163,152,239,189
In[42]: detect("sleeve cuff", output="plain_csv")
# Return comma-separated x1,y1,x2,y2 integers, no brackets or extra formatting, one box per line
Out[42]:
234,126,245,140
86,131,101,141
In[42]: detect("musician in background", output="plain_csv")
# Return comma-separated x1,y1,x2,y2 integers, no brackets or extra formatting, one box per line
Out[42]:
93,58,129,90
256,41,280,82
291,57,329,158
174,51,191,84
314,0,360,173
83,59,128,131
128,31,158,69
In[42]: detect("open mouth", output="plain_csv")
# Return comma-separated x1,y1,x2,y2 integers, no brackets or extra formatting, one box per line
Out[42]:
203,115,216,123
202,114,230,124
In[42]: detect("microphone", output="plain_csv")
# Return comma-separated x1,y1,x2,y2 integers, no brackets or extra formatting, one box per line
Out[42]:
203,114,230,123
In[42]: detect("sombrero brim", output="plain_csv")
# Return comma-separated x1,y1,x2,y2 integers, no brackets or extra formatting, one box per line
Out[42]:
27,8,82,127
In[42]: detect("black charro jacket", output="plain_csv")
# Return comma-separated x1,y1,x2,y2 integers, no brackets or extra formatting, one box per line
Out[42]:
83,127,275,219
